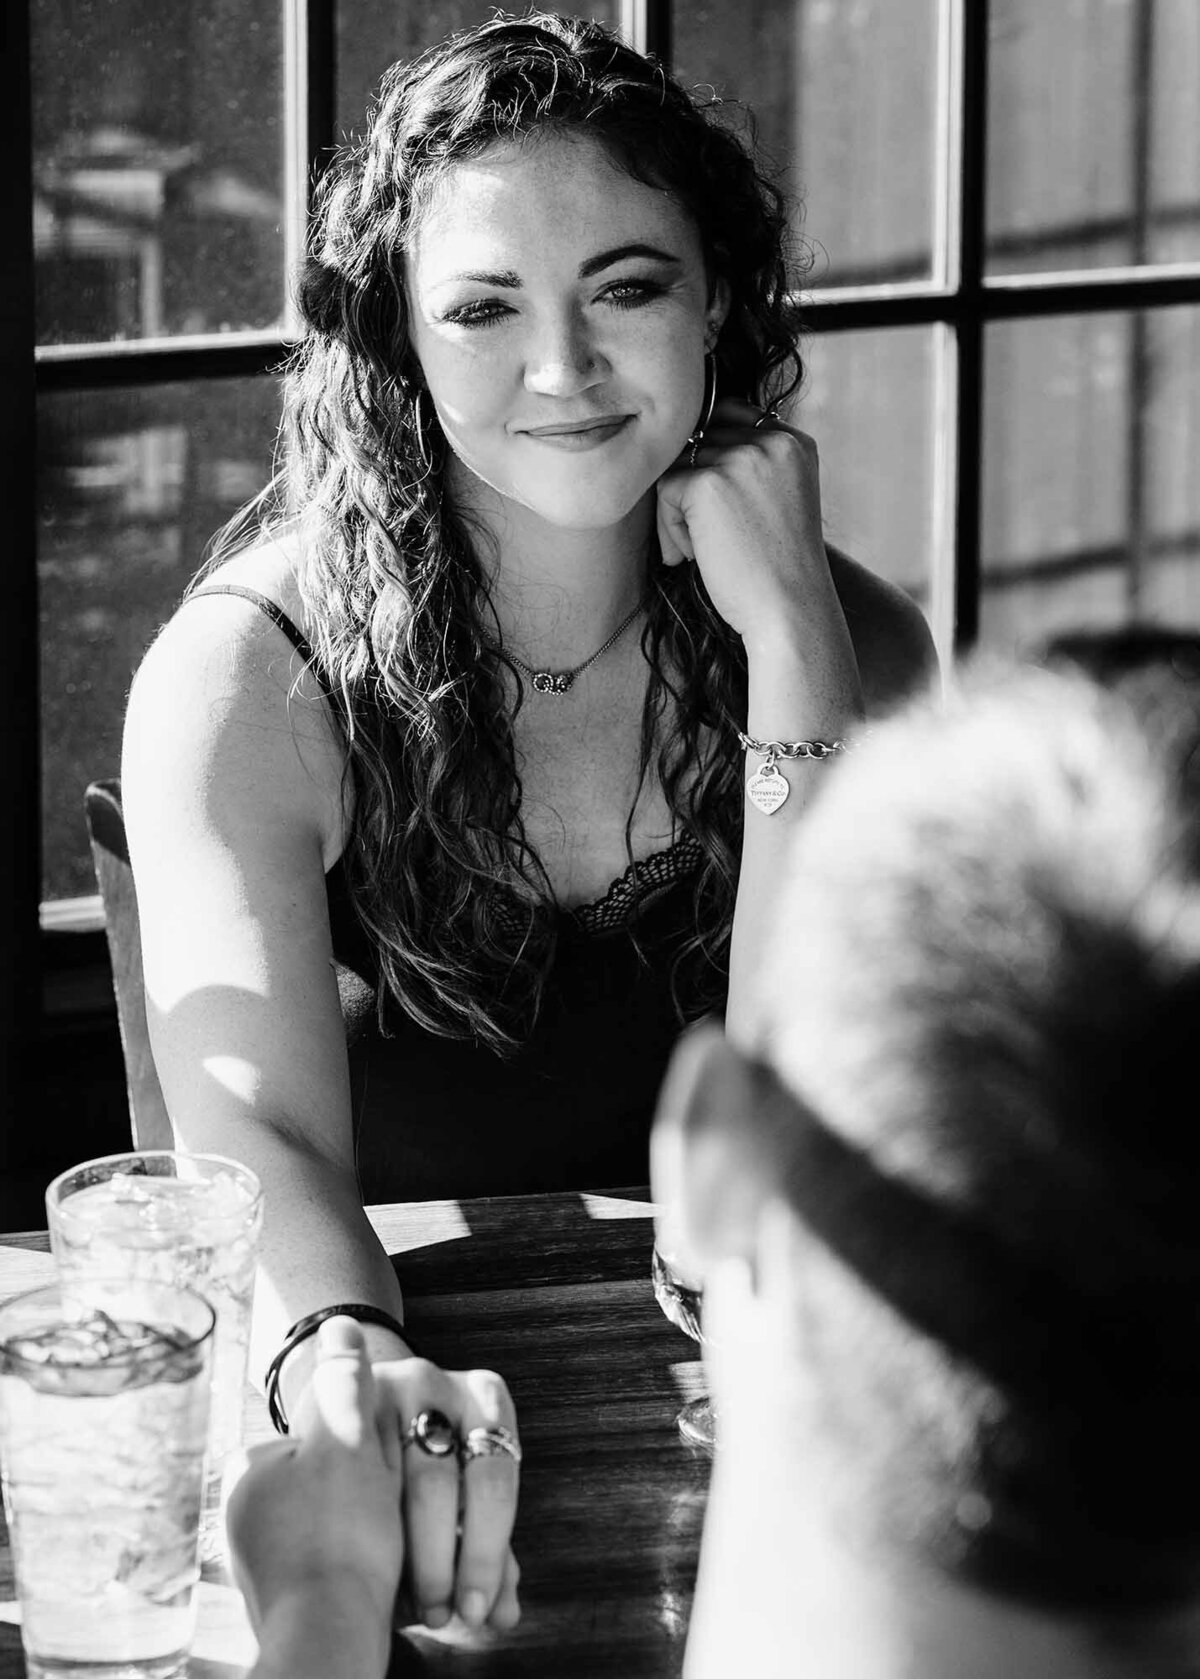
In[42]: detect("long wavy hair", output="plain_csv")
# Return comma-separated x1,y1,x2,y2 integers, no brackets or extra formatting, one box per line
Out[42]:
202,11,807,1053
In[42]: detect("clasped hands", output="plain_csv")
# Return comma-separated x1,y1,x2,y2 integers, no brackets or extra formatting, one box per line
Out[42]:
225,1317,521,1672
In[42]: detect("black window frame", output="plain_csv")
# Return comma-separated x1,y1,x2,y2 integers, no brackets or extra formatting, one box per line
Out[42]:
9,0,1200,1096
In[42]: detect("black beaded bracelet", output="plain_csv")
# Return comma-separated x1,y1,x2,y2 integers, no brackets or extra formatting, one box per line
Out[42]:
264,1303,424,1435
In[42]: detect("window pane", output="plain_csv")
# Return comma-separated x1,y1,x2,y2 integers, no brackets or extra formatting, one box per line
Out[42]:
337,3,620,142
39,379,280,900
792,326,937,610
979,307,1200,658
987,0,1200,276
32,0,287,345
672,0,940,288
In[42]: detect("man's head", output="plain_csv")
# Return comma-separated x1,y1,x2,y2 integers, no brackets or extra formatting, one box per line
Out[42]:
653,658,1200,1634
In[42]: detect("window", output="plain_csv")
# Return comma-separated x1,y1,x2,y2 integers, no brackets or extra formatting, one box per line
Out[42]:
20,0,1200,931
674,0,1200,663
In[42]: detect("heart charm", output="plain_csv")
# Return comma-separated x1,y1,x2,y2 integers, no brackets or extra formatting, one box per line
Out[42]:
746,766,790,815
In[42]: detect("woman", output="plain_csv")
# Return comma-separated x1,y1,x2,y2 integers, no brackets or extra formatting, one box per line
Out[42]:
122,10,936,1631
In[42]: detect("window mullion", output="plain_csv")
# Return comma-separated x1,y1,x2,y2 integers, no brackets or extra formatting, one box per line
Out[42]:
1126,0,1156,616
934,0,963,290
952,0,989,654
618,0,643,51
624,0,671,63
283,0,336,339
925,0,964,663
304,0,336,190
283,1,309,339
2,0,41,1099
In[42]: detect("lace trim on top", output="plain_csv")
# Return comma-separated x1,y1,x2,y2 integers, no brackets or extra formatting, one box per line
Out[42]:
571,832,704,933
494,832,704,939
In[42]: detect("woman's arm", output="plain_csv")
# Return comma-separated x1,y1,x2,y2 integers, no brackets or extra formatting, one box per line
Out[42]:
728,548,937,1040
122,590,520,1627
656,401,938,1044
122,593,409,1397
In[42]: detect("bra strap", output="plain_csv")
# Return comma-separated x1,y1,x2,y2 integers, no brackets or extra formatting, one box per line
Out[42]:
186,584,315,664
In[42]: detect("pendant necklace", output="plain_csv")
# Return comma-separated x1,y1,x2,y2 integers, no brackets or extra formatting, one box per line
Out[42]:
486,598,644,696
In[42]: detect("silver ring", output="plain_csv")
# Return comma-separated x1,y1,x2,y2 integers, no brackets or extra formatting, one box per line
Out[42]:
402,1407,459,1458
459,1425,522,1467
754,405,780,429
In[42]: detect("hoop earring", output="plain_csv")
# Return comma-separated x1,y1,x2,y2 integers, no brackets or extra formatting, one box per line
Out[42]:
687,352,718,467
412,389,439,475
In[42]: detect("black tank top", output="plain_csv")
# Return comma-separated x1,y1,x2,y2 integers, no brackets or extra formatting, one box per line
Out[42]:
187,584,725,1201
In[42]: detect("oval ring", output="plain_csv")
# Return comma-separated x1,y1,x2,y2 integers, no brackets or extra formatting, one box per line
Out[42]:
459,1425,523,1467
402,1407,460,1458
754,405,781,429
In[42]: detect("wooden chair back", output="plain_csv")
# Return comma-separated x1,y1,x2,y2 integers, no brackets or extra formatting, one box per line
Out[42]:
83,779,174,1151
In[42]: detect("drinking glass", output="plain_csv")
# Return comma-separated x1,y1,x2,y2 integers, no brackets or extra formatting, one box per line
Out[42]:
45,1150,263,1564
0,1278,214,1679
650,1244,716,1452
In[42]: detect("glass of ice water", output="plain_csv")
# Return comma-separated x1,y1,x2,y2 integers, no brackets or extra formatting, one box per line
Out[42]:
0,1279,215,1679
45,1151,263,1565
650,1244,716,1453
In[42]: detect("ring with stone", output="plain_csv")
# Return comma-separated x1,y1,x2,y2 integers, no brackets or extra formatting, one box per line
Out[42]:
402,1407,459,1458
459,1425,522,1467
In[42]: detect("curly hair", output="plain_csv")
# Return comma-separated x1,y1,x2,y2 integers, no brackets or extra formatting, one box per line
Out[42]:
202,10,808,1053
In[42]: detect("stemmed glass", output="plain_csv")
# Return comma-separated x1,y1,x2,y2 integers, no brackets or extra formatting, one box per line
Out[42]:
651,1244,716,1452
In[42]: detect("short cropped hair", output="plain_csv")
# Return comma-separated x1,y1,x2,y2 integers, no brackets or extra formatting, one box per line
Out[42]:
1041,624,1200,871
753,659,1200,1615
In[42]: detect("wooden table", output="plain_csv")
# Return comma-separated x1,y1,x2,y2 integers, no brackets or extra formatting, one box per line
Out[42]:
0,1189,711,1677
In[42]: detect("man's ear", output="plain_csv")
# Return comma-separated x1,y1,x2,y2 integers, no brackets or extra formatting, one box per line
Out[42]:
651,1019,792,1279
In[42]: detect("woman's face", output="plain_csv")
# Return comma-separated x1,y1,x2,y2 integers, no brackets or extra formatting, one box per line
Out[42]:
404,133,728,533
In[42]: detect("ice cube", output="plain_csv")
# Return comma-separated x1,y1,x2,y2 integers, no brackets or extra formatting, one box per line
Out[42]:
198,1169,257,1219
108,1173,155,1203
0,1311,204,1394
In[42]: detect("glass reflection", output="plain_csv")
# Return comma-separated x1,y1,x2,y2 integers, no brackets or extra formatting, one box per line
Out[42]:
673,0,940,288
980,306,1200,657
791,324,936,615
38,378,280,900
337,1,620,142
987,0,1200,276
32,0,286,345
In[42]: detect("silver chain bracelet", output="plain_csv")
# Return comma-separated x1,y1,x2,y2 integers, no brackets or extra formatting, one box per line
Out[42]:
737,732,846,762
736,730,847,814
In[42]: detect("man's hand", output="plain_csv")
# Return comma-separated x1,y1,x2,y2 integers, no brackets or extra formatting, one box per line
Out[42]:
226,1317,404,1679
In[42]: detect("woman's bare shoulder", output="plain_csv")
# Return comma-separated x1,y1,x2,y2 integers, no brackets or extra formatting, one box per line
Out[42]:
135,517,324,702
189,523,312,633
827,544,939,718
125,525,344,861
133,528,315,728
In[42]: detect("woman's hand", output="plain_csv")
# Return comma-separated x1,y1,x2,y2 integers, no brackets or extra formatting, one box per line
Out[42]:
368,1355,522,1634
226,1318,404,1679
656,397,844,655
275,1321,521,1637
